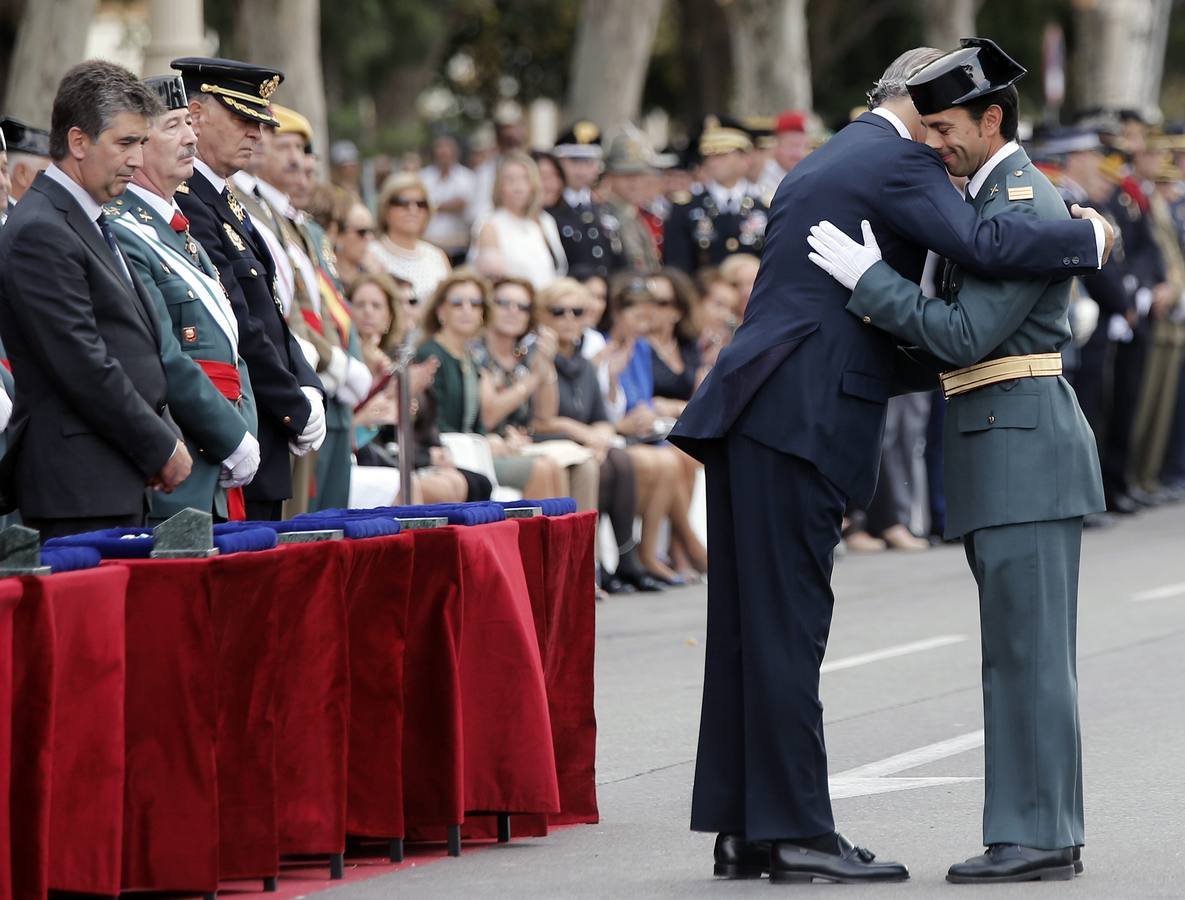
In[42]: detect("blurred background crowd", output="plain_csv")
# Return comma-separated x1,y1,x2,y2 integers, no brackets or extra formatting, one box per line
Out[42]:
2,0,1185,592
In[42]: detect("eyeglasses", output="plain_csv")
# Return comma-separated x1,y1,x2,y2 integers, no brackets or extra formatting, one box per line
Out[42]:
548,306,587,318
446,296,484,308
392,197,429,210
494,297,533,313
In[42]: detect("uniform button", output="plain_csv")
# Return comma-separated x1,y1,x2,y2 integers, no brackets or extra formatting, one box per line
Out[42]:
187,290,196,299
283,415,292,425
250,267,258,276
988,415,996,424
1062,257,1071,266
862,315,871,325
1072,255,1080,264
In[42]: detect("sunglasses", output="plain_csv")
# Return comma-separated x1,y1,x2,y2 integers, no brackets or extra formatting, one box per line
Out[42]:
392,197,429,210
494,297,533,313
446,296,484,308
548,306,587,318
345,226,374,237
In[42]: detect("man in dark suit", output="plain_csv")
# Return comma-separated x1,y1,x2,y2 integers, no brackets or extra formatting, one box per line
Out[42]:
0,60,193,538
668,47,1113,884
172,57,325,520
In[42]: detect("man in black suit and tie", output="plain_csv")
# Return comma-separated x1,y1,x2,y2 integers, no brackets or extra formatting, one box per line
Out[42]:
172,57,325,521
669,47,1115,884
0,60,192,538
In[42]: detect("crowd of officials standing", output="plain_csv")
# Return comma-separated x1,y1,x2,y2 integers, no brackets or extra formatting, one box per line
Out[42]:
0,54,1181,588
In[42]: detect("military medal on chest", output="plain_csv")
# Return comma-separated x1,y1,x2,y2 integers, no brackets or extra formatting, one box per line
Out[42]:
225,188,246,222
223,221,246,252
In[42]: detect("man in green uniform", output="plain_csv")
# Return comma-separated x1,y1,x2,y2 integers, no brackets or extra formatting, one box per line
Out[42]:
601,126,662,273
107,74,259,521
808,39,1105,883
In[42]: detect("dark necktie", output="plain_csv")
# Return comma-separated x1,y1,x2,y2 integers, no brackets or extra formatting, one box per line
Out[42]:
96,216,132,286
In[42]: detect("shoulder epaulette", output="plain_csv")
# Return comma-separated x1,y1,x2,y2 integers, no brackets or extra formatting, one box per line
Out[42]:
175,181,190,194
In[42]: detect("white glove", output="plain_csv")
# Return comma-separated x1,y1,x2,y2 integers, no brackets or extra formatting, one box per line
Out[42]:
219,430,260,488
290,386,326,456
0,385,12,432
807,219,883,291
338,356,373,408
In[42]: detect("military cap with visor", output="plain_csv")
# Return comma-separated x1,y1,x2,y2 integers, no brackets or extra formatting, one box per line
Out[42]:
906,38,1027,117
171,56,284,127
698,114,753,156
554,120,603,160
0,116,50,157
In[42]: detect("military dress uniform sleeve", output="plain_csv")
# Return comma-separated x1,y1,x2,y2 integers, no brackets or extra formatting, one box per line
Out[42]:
185,201,314,436
2,219,177,476
120,236,250,461
877,143,1100,279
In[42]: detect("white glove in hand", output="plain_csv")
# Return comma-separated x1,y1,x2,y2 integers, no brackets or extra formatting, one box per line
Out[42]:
807,220,882,291
219,431,260,488
0,385,12,432
290,386,327,456
338,356,373,408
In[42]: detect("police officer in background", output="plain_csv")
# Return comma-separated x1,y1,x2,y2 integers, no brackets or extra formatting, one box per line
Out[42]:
172,56,326,520
547,120,624,279
663,115,769,274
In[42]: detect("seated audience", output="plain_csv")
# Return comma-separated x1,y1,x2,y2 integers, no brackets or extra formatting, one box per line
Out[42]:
719,251,760,320
532,149,566,210
646,267,707,418
695,266,741,366
370,172,452,303
335,200,382,286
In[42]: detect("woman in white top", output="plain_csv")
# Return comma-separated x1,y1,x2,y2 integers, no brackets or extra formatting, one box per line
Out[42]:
369,172,452,304
471,151,567,291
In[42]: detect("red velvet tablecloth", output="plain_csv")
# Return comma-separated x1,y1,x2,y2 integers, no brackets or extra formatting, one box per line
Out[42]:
343,533,415,839
9,567,128,900
0,578,23,900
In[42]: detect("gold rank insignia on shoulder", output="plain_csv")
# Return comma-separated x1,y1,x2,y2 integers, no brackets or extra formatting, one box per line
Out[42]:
137,210,153,222
1007,186,1034,201
102,205,120,216
990,184,999,196
223,221,246,251
175,181,190,194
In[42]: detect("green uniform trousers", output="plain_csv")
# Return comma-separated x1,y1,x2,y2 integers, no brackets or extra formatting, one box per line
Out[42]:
964,516,1085,850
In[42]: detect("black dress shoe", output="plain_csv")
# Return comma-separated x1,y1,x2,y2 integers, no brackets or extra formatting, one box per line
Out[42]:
946,844,1074,883
769,833,909,884
1073,846,1083,874
620,570,665,592
712,833,769,879
1106,492,1139,515
601,573,636,595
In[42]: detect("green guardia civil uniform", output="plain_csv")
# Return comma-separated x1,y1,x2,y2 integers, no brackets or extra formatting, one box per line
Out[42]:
107,186,258,521
848,146,1105,851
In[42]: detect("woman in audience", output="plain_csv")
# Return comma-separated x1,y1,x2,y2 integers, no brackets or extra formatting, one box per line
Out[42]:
719,252,760,319
348,272,485,503
695,266,740,367
335,201,382,286
471,152,567,290
646,268,706,418
532,150,566,210
607,274,708,582
416,270,565,499
534,279,665,593
370,172,452,304
473,276,600,512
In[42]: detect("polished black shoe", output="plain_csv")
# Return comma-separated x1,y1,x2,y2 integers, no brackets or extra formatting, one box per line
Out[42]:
769,833,909,884
620,569,666,592
1106,491,1139,515
946,844,1074,883
601,573,636,595
1073,846,1084,874
712,833,770,879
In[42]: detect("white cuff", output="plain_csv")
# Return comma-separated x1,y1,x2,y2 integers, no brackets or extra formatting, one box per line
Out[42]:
1135,287,1153,318
294,333,319,370
222,430,256,469
322,346,349,395
1090,218,1105,270
338,356,374,407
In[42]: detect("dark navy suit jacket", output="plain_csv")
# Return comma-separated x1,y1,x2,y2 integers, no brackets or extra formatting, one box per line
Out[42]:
669,112,1102,507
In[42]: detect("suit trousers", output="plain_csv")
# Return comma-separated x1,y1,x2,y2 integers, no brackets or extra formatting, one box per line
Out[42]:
867,392,932,536
691,432,844,841
963,517,1085,850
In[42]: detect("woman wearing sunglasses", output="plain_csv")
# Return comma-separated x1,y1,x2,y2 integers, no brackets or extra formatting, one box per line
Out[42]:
471,151,567,290
416,270,565,500
335,201,382,287
371,172,452,305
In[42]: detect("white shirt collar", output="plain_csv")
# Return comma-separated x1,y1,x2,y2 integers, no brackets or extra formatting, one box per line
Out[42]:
192,157,227,194
871,107,911,140
232,170,258,195
126,183,178,223
254,177,295,219
967,141,1021,199
707,179,749,212
563,187,592,208
45,163,103,224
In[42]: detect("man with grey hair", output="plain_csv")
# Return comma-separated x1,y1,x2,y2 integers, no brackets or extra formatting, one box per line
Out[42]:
0,60,193,537
669,47,1113,884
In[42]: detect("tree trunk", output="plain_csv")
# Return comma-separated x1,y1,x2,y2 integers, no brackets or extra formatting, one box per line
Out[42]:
3,0,97,125
1073,0,1172,114
235,0,328,170
919,0,977,51
725,0,811,115
566,0,664,129
678,0,732,127
142,0,206,79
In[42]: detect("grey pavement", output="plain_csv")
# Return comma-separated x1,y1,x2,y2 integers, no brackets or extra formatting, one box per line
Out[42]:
330,503,1185,898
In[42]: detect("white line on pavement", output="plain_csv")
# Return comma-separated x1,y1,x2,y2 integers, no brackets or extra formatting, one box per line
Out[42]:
1129,582,1185,602
829,730,985,799
821,635,968,674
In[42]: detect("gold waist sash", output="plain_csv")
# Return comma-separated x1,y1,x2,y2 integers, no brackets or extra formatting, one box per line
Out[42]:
940,352,1063,400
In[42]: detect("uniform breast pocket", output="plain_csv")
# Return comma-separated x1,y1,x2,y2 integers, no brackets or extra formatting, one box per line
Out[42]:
229,256,265,283
840,370,890,405
163,290,213,352
956,392,1040,433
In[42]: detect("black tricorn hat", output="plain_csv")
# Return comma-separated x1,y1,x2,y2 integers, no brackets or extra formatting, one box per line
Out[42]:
144,74,188,112
906,38,1027,117
171,56,283,127
0,116,50,157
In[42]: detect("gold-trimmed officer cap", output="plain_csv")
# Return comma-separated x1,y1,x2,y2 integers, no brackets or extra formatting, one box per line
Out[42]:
272,103,314,150
906,38,1026,117
699,114,752,156
0,116,50,157
144,74,188,111
554,120,603,160
171,56,283,127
